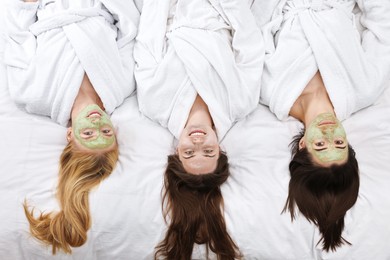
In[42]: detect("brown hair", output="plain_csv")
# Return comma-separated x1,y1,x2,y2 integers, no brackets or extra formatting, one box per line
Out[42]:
155,153,241,260
23,141,119,254
284,131,359,252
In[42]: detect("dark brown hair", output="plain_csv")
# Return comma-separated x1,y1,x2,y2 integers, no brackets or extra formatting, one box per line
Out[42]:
155,153,241,260
284,130,359,252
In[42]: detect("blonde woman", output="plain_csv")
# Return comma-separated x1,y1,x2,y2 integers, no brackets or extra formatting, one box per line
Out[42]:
4,0,139,254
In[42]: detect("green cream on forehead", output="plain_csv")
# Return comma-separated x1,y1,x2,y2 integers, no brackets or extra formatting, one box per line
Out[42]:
73,104,115,149
305,113,348,163
312,147,347,162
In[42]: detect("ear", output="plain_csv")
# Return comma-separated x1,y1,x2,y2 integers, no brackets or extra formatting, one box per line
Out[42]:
298,137,306,150
66,127,72,142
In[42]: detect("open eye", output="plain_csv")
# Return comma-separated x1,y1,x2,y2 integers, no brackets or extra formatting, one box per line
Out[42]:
102,129,112,135
335,140,344,145
83,130,94,136
315,141,325,147
204,149,214,154
184,150,194,156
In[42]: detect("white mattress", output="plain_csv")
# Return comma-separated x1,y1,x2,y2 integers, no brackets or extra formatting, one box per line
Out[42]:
1,2,390,259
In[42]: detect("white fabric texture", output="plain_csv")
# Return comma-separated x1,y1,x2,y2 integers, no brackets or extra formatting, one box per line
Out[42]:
4,0,139,126
1,0,390,259
259,0,390,121
134,0,264,140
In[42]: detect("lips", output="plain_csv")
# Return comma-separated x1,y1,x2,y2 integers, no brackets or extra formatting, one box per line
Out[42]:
318,120,336,126
87,111,102,118
189,130,206,136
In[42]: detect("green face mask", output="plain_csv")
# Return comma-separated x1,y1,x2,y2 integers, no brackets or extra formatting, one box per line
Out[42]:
304,113,348,164
73,104,115,150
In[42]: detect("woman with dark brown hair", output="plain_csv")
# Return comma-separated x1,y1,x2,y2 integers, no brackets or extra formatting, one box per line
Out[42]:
256,0,390,252
134,0,264,258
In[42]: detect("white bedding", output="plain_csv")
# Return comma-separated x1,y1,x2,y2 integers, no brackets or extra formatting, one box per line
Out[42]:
1,1,390,260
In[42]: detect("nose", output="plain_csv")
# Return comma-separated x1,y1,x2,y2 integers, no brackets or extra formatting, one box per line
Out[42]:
191,136,204,144
90,116,101,123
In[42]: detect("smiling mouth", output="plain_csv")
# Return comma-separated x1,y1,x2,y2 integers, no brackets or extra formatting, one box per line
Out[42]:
189,130,206,136
88,111,102,118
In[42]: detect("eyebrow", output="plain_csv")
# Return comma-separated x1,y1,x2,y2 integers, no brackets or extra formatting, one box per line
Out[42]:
314,146,347,152
183,154,217,159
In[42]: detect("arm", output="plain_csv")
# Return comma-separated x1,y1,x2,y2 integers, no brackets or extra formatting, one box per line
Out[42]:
209,0,264,114
355,0,390,88
133,0,193,129
133,0,171,70
4,0,39,69
219,0,264,83
100,0,139,74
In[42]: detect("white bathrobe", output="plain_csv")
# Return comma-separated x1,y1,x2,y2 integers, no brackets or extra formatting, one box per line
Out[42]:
134,0,264,140
258,0,390,121
4,0,139,126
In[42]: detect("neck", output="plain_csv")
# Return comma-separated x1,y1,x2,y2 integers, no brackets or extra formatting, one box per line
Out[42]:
289,72,335,127
71,74,104,120
185,95,213,128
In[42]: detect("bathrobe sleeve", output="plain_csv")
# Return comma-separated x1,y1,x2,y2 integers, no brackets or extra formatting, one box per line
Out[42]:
134,0,197,139
4,0,39,69
354,0,390,102
100,0,140,95
219,0,265,107
3,0,81,126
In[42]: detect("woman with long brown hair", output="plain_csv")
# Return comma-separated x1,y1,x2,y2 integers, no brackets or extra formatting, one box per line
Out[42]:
134,0,264,258
256,0,390,252
4,0,139,254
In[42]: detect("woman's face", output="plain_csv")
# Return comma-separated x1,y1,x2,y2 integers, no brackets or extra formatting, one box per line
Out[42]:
300,113,348,166
67,104,116,151
177,124,220,175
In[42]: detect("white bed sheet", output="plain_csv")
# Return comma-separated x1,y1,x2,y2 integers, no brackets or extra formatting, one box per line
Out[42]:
1,2,390,259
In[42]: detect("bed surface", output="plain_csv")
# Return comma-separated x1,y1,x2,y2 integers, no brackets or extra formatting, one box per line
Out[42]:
1,2,390,259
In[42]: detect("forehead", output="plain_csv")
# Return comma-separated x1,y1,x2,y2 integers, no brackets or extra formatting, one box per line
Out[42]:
310,147,348,165
181,156,219,175
72,135,117,151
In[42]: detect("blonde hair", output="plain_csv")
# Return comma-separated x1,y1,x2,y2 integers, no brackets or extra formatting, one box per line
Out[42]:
23,141,119,254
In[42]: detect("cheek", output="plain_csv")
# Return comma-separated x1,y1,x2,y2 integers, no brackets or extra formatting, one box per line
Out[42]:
306,128,323,142
177,137,188,147
334,127,347,138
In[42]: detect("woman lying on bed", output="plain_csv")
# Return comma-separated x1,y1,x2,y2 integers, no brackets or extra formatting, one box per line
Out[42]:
4,0,138,254
134,0,264,258
258,0,390,252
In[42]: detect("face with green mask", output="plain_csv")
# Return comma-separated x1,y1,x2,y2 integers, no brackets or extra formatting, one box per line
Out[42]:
71,104,116,150
302,113,348,165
